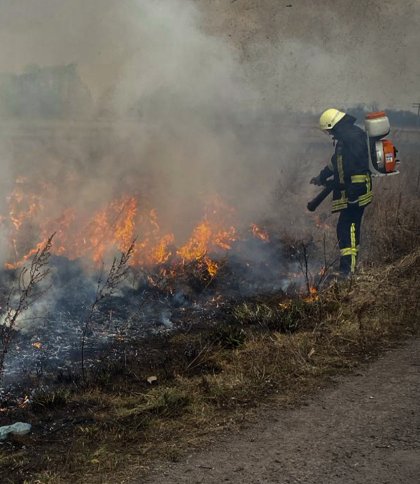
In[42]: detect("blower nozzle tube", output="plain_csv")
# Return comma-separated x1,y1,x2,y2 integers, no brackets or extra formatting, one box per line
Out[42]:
307,181,334,212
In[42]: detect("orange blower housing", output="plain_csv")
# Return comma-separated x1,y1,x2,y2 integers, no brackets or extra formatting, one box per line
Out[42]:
374,139,398,173
365,111,400,176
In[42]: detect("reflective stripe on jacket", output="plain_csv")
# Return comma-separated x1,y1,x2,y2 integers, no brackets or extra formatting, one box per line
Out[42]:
319,115,373,213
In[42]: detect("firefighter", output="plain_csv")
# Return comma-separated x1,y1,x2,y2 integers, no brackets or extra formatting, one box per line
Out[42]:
310,108,372,275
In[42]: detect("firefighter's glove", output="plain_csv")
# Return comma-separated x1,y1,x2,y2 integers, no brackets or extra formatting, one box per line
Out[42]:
310,175,323,186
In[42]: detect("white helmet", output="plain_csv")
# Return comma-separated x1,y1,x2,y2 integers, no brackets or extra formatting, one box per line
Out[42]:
319,108,346,131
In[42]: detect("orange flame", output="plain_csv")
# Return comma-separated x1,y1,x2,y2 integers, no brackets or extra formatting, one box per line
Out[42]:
204,256,219,277
3,181,239,276
250,223,270,242
304,286,319,303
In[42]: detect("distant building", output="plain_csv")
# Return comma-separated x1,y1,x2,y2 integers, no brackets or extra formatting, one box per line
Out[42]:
0,64,93,118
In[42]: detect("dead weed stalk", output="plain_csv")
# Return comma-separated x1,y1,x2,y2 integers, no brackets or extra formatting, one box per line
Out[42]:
81,242,134,381
0,234,54,379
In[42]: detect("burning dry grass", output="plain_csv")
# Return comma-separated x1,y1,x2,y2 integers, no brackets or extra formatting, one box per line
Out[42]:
0,153,419,483
1,243,419,483
4,179,239,275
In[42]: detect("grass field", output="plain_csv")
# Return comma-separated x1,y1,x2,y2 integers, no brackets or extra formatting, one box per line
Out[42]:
0,128,419,484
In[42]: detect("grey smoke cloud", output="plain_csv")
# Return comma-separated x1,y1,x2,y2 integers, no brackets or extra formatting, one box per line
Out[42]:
0,0,418,108
0,0,292,266
196,0,420,110
0,0,417,266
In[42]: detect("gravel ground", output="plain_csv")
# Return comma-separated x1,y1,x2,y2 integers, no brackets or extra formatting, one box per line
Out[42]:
142,338,420,483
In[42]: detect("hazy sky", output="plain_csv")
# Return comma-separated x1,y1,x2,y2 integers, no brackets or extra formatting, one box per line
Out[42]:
0,0,419,110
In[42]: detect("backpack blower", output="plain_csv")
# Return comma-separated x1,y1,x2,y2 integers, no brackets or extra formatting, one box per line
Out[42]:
307,111,400,212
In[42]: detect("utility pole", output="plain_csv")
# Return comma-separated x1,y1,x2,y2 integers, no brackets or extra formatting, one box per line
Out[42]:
413,102,420,127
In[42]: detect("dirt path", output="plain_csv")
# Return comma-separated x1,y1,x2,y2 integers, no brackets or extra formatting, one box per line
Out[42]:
142,339,420,483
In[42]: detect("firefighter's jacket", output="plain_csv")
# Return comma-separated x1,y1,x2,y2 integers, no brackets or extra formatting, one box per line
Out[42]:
319,115,372,213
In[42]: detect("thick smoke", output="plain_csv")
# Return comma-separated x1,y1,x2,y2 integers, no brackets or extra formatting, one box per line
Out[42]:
0,0,311,267
2,0,418,109
0,0,418,263
198,0,420,111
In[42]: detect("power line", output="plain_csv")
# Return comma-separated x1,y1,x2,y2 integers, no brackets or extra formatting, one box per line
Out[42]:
413,102,420,126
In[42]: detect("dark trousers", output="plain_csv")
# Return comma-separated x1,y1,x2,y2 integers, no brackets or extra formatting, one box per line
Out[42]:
337,205,365,274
